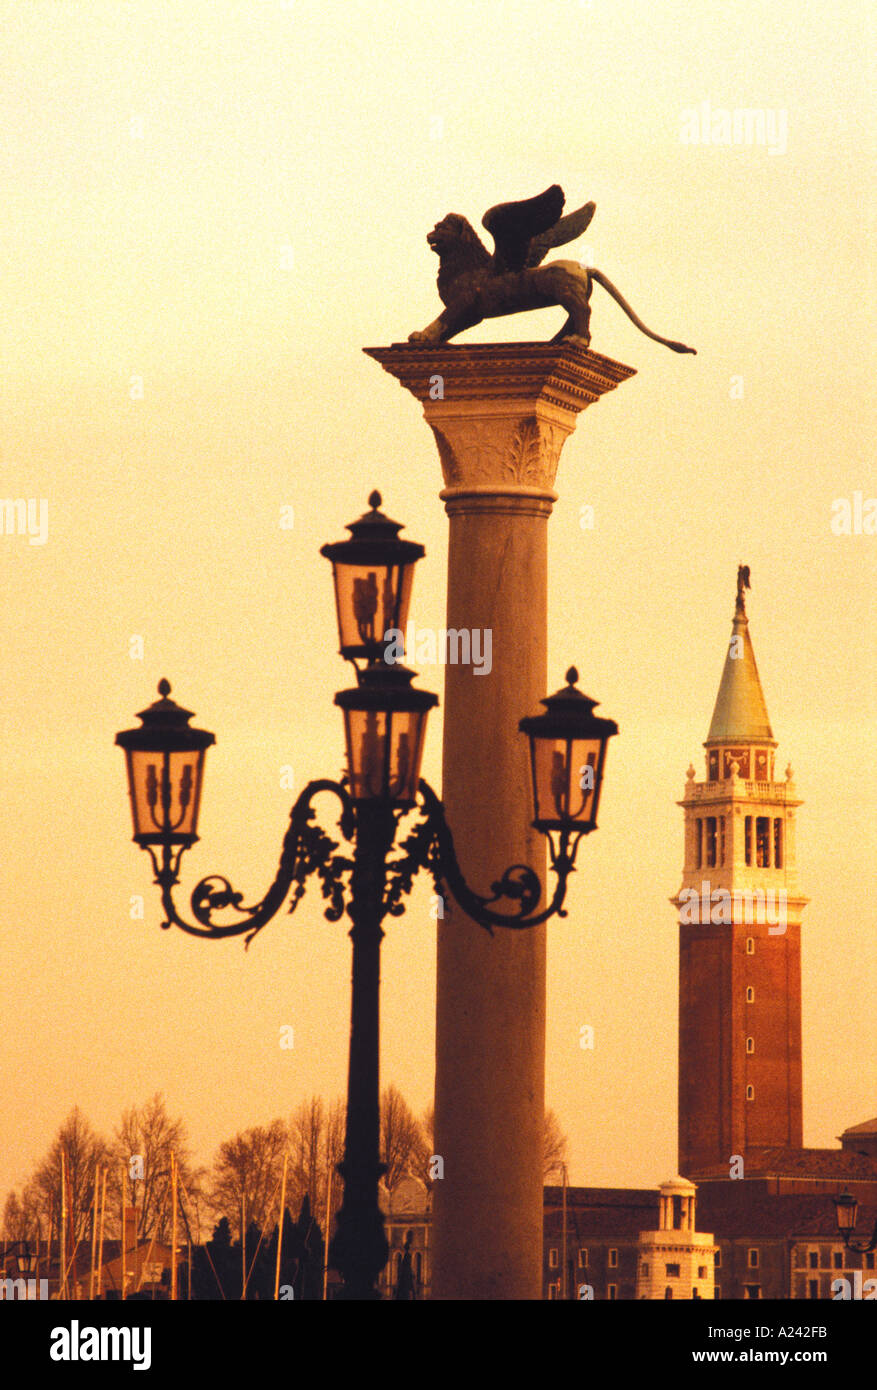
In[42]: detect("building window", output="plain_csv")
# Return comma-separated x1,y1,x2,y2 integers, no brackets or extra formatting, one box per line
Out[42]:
714,1284,721,1299
549,1248,558,1269
607,1284,617,1301
746,986,754,1003
756,816,770,867
695,819,703,869
833,1251,844,1269
743,1284,762,1299
698,1266,707,1279
608,1249,618,1269
866,1254,875,1270
808,1279,819,1299
641,1263,649,1277
719,816,726,866
744,816,752,866
666,1263,681,1277
746,937,755,955
773,818,783,868
715,1249,722,1267
664,1287,673,1300
706,817,718,867
548,1283,558,1300
746,1036,755,1054
578,1248,588,1268
746,1084,755,1101
748,1249,760,1269
808,1250,818,1269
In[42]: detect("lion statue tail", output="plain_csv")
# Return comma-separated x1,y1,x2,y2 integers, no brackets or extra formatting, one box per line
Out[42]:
588,269,696,354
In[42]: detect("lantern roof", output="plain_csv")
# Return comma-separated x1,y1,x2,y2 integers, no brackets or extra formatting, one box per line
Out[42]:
320,491,425,568
115,680,216,752
519,668,619,741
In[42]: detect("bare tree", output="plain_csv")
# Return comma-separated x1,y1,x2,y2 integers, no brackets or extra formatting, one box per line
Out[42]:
543,1109,569,1182
210,1120,288,1241
289,1096,344,1222
31,1108,110,1245
108,1092,205,1244
2,1181,43,1245
380,1086,429,1193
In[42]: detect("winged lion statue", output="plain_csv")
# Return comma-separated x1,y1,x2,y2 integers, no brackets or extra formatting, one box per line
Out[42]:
408,184,695,355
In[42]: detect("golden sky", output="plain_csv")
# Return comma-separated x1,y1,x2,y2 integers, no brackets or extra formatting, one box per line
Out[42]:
1,0,874,1204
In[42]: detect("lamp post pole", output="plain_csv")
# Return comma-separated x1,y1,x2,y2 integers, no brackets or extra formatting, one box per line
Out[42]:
329,803,394,1300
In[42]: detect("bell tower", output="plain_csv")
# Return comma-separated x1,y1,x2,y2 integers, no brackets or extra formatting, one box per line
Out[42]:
673,568,808,1178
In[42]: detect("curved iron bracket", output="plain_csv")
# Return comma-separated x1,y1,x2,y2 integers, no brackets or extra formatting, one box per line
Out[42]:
384,780,580,934
150,779,355,946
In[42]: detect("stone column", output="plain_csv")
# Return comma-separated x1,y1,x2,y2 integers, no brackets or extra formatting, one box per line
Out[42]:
366,342,635,1299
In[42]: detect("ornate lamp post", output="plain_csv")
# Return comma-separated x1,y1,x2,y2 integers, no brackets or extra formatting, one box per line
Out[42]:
115,493,617,1300
833,1191,877,1254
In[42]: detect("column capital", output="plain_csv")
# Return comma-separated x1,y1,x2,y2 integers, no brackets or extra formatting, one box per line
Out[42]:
364,342,635,500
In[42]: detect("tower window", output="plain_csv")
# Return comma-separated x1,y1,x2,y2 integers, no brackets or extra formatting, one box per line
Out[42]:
607,1284,617,1300
773,819,783,868
744,816,752,866
746,986,755,1002
665,1263,681,1277
608,1249,618,1269
578,1248,588,1268
746,1084,755,1101
705,817,718,867
748,1249,760,1269
719,816,726,866
695,819,703,870
746,1037,755,1054
549,1248,558,1268
746,937,755,955
756,817,771,867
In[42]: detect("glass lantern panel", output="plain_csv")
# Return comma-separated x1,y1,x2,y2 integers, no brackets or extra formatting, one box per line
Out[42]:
532,737,603,825
386,709,427,803
343,707,427,802
127,748,204,840
332,562,414,655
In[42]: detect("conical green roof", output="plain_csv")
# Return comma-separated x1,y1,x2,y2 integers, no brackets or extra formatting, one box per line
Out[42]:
706,574,775,745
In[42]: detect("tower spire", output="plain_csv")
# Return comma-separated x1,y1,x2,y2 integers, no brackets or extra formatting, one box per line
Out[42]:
706,565,774,749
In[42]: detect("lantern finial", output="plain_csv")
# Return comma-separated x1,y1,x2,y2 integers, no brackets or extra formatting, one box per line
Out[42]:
565,667,579,686
158,678,171,698
368,490,382,510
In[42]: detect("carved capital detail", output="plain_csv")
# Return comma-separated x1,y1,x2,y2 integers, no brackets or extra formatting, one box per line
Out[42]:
429,414,570,492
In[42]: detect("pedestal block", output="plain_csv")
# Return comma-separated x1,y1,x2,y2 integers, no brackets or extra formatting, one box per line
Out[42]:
366,342,634,1299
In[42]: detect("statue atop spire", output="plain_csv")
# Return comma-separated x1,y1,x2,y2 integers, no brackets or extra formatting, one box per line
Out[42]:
736,564,751,615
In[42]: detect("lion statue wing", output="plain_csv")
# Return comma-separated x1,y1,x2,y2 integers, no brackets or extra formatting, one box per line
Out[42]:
526,199,596,267
481,184,566,272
